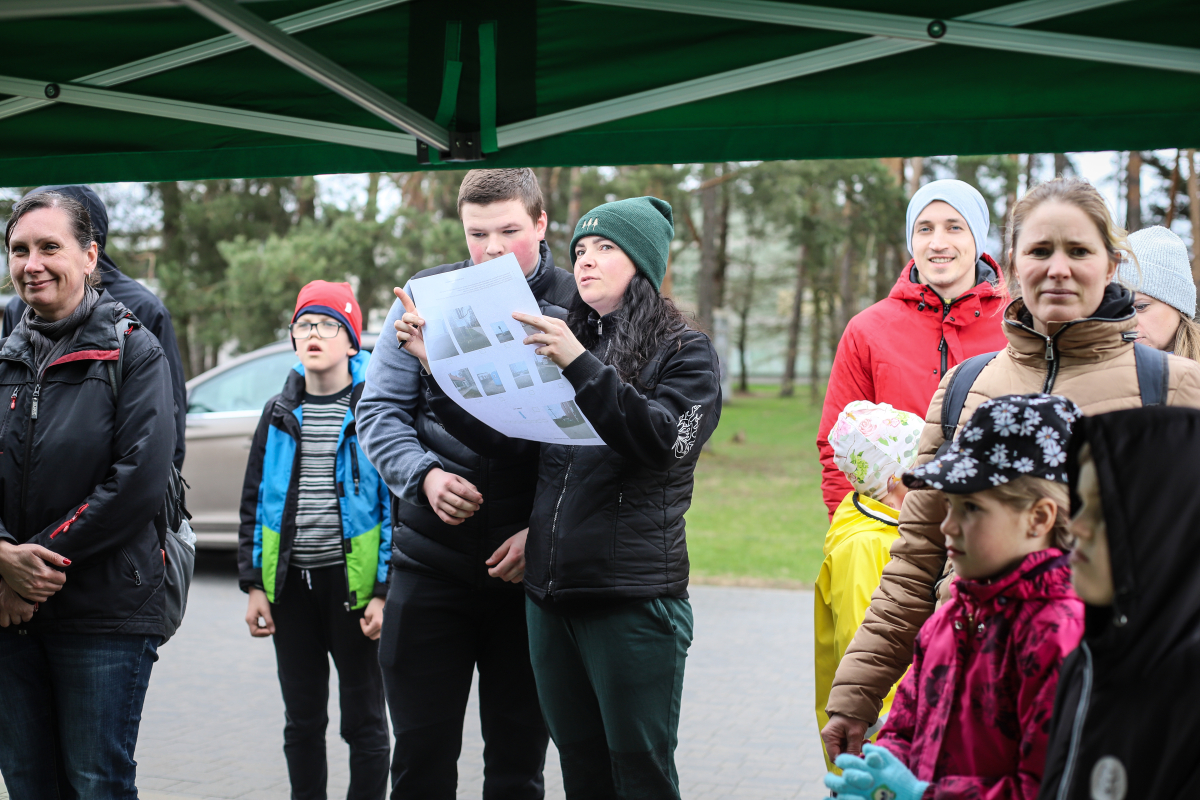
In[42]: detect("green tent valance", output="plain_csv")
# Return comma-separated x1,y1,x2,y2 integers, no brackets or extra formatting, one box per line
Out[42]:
0,0,1197,184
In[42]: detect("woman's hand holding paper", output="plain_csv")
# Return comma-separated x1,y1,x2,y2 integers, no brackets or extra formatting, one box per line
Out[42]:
513,312,586,369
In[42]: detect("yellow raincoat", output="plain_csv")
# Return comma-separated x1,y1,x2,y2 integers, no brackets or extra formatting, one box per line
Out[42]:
814,491,906,771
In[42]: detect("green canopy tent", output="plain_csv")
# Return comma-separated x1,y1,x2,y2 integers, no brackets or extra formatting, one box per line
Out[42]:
0,0,1197,185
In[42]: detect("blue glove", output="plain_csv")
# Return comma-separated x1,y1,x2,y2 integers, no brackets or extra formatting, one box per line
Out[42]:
823,743,929,800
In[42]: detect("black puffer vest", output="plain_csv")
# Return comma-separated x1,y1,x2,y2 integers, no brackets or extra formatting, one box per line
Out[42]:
391,242,579,589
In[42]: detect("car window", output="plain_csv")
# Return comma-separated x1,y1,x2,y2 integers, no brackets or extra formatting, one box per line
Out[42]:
188,350,299,414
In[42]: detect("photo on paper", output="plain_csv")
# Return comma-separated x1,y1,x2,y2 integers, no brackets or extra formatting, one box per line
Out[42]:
424,316,460,362
447,367,482,399
535,354,562,383
546,400,597,440
519,320,541,336
474,362,507,396
509,360,534,389
490,321,515,343
449,305,491,353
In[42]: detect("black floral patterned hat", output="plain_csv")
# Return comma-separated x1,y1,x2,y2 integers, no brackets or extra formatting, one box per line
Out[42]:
904,394,1083,493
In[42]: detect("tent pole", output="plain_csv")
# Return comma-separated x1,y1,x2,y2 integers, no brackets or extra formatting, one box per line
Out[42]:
0,0,412,125
179,0,449,150
0,74,417,155
501,0,1130,148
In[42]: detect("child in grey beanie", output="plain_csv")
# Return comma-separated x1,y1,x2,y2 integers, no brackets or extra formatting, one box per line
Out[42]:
1118,225,1200,359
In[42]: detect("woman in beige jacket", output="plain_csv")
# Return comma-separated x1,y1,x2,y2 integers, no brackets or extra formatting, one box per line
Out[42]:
821,178,1200,760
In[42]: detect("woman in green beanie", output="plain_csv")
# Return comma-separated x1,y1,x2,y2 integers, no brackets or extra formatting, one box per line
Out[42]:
395,195,721,799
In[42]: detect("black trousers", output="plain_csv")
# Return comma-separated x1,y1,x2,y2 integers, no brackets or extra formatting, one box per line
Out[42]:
271,565,391,800
378,567,549,800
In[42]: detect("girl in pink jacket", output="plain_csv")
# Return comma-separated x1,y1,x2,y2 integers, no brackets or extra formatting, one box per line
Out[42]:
826,394,1085,800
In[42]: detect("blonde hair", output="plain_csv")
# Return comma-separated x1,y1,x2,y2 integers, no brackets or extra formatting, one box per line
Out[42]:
987,476,1073,550
1173,313,1200,362
1006,178,1135,299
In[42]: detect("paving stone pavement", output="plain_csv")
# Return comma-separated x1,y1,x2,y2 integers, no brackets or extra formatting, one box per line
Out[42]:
3,555,829,800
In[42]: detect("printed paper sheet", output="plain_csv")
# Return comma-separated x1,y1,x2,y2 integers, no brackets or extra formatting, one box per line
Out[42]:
408,253,603,446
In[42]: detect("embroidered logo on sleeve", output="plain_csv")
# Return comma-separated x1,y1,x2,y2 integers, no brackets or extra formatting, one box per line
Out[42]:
673,405,703,458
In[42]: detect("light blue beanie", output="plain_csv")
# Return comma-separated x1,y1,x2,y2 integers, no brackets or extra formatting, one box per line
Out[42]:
1118,226,1196,319
906,179,991,261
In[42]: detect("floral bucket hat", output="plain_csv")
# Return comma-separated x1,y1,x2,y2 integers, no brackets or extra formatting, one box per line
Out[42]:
830,401,924,502
904,394,1083,493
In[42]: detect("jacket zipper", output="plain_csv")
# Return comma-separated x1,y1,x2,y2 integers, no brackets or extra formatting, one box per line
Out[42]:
337,480,353,611
121,548,142,586
935,294,974,377
0,387,19,453
349,442,361,495
547,446,576,596
18,383,40,538
50,503,88,539
1043,336,1060,392
1055,642,1094,800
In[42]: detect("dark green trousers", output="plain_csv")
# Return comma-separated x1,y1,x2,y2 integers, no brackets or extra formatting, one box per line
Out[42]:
526,595,693,800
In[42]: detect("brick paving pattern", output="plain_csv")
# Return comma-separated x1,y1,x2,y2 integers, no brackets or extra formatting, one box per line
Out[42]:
3,556,829,799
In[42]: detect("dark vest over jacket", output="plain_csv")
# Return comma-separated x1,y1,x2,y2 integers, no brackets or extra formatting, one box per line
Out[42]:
391,242,579,589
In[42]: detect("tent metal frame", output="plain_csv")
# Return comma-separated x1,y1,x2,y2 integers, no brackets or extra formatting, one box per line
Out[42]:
4,0,1192,161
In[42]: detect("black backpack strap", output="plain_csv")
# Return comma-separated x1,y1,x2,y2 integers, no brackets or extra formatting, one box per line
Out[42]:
106,316,136,400
1134,342,1170,407
938,352,999,448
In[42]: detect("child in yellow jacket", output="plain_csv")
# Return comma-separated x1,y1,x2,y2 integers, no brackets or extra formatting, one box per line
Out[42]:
814,400,922,771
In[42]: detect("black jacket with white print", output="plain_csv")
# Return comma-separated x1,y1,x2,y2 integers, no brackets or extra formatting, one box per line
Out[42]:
424,321,721,609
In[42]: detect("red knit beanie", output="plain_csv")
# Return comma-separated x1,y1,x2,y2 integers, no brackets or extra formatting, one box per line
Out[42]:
292,280,362,350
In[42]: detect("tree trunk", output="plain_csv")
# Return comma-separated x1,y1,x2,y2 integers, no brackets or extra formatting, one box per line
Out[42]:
1189,149,1200,282
1025,153,1039,192
364,172,381,221
1126,152,1142,232
1054,153,1070,178
158,181,194,378
1165,150,1181,227
809,289,824,405
838,240,855,339
908,157,923,196
566,167,583,231
875,239,893,302
736,261,758,393
698,163,719,335
295,176,317,221
779,245,807,398
715,175,731,308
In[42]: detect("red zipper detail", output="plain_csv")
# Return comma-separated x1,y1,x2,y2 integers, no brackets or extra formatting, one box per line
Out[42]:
50,503,89,539
9,388,17,410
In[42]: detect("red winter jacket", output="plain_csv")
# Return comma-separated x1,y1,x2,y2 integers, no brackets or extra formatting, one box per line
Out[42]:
876,549,1084,800
817,257,1009,517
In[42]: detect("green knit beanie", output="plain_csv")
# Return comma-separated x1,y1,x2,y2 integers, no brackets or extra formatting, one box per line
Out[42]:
570,196,674,291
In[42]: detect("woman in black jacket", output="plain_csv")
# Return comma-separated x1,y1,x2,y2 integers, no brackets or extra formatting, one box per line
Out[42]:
396,196,721,799
1038,405,1200,800
0,191,175,798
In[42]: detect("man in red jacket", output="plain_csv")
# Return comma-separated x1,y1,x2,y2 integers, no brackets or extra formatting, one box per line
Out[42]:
817,180,1010,518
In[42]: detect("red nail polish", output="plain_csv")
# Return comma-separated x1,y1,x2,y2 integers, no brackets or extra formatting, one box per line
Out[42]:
62,559,71,566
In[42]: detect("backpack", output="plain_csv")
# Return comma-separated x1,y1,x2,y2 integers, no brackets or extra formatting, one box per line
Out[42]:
936,342,1170,457
112,316,195,645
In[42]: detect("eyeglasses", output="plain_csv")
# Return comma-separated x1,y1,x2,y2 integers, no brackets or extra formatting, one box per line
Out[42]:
290,320,344,339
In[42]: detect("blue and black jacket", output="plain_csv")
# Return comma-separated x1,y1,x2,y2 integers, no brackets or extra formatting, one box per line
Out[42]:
237,350,391,609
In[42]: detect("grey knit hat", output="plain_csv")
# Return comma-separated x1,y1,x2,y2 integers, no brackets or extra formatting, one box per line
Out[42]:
1118,226,1196,319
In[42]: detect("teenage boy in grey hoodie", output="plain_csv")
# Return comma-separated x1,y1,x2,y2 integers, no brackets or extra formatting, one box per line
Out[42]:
356,168,576,799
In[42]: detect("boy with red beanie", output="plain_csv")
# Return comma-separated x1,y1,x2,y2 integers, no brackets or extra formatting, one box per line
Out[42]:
238,280,393,800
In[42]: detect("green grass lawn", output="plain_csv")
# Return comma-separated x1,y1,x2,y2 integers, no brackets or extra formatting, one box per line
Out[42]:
685,386,830,586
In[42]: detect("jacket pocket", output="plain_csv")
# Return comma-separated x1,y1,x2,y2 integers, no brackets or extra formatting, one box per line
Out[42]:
0,385,20,453
121,548,143,587
610,484,623,567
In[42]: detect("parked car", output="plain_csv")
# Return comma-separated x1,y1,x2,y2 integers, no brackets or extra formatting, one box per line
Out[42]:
184,333,379,549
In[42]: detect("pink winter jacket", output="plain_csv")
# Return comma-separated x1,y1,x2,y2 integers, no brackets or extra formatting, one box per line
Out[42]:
876,549,1084,800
